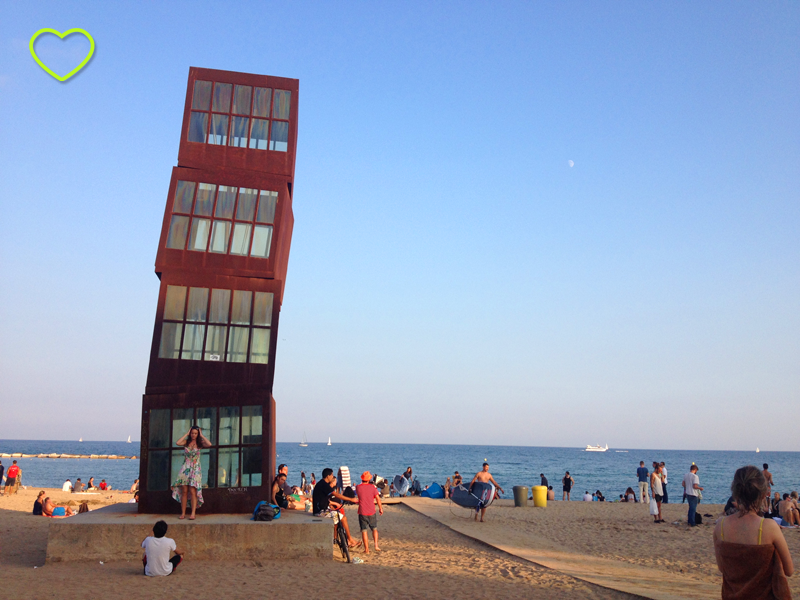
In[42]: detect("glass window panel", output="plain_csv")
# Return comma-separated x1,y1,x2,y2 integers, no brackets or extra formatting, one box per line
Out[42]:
186,287,209,322
173,181,196,214
273,90,291,119
252,87,272,117
209,221,231,253
188,218,210,252
158,322,183,359
219,407,240,445
250,225,272,258
209,289,231,323
200,449,216,488
253,292,273,326
215,186,236,218
256,191,277,224
269,120,289,152
227,326,249,363
170,449,184,483
242,405,263,444
249,119,269,150
209,114,229,145
218,448,240,487
229,116,249,148
194,183,216,216
196,407,217,445
241,446,262,487
236,188,258,221
212,82,232,112
230,223,252,255
147,450,170,491
233,85,252,115
188,112,208,143
172,408,193,447
181,323,205,360
231,291,252,324
204,325,227,361
166,215,190,249
192,80,212,110
148,409,170,448
163,286,187,320
249,328,270,364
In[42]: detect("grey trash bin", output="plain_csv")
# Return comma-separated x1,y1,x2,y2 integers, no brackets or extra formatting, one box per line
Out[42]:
512,486,529,507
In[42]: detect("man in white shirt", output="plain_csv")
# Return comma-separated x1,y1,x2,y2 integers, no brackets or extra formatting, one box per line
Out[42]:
660,462,668,503
583,491,593,502
681,464,703,526
62,479,73,492
141,520,184,576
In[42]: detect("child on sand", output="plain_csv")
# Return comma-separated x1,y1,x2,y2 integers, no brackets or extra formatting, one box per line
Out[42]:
355,471,383,553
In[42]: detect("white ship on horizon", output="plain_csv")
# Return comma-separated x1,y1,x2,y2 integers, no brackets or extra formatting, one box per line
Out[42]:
585,444,608,452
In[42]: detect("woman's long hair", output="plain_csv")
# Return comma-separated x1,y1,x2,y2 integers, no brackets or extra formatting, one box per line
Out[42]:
184,425,202,448
731,465,769,516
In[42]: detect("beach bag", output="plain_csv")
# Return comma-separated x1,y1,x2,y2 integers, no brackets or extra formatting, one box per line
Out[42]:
252,501,281,521
649,497,658,515
694,513,703,525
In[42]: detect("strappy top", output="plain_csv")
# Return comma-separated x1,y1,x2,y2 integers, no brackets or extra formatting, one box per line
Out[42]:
720,516,764,545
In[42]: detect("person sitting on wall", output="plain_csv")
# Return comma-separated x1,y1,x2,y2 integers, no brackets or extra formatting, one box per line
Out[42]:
42,497,75,517
271,473,290,510
312,468,359,547
142,520,184,576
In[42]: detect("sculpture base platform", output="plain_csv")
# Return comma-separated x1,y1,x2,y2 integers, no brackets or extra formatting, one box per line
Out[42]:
46,503,330,563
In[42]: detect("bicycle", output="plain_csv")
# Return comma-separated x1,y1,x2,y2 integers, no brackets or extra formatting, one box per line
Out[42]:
331,504,351,563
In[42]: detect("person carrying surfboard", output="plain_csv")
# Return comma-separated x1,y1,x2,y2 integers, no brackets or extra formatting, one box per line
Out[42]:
469,463,504,522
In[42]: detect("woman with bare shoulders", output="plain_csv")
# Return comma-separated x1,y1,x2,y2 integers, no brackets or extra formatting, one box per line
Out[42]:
650,464,664,523
172,425,212,520
713,465,793,599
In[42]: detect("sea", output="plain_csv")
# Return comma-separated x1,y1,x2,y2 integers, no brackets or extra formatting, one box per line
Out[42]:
2,440,798,505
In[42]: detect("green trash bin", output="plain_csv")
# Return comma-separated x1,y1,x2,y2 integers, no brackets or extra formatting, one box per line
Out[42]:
512,486,529,507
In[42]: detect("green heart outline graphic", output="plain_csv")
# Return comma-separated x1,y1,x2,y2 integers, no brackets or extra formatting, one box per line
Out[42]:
29,28,95,82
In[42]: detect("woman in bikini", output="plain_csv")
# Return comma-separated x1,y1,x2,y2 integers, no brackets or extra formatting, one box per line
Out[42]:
172,425,212,520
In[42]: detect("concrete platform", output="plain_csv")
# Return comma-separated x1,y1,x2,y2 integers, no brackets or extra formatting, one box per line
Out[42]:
46,503,331,563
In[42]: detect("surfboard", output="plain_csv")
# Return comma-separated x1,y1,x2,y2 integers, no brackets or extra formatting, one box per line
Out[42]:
393,474,410,496
450,481,495,509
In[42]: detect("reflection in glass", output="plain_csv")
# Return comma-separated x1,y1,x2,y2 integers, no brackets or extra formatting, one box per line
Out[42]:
170,449,184,483
229,116,249,148
219,407,240,445
250,328,270,364
209,289,231,323
209,114,229,145
273,90,291,119
209,221,231,253
236,188,258,221
212,82,232,112
204,325,227,361
256,191,277,224
166,215,190,249
147,450,170,491
227,327,249,363
173,181,196,214
148,409,170,448
252,87,272,117
231,291,252,324
181,323,205,360
163,286,187,320
233,85,252,115
172,408,193,447
194,183,216,216
230,223,252,255
215,186,237,218
250,225,272,258
192,80,212,110
196,407,217,445
249,119,269,150
253,292,273,326
241,446,262,487
242,406,263,444
269,120,289,152
218,448,240,487
200,449,216,488
158,323,183,359
186,288,209,322
189,218,210,251
188,112,208,143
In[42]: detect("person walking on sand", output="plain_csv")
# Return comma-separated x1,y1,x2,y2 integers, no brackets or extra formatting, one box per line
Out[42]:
682,464,704,526
562,471,575,501
470,463,504,522
172,425,212,520
355,471,383,553
637,461,649,504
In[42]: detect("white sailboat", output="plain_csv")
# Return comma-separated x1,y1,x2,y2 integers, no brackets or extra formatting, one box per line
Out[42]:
327,437,332,446
756,447,760,453
299,432,308,447
127,435,132,443
79,437,83,442
585,444,608,452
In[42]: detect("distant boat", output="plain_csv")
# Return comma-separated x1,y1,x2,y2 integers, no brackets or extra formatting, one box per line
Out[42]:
756,447,760,453
79,437,83,442
585,444,608,452
299,432,308,447
327,437,332,446
127,436,131,443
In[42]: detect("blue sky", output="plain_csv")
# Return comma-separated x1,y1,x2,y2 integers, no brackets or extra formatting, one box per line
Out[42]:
1,2,798,450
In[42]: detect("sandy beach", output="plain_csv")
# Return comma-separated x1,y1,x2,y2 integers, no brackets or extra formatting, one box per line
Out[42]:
2,488,798,599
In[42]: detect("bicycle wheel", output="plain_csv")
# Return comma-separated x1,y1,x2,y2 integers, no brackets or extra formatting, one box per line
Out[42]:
337,523,351,563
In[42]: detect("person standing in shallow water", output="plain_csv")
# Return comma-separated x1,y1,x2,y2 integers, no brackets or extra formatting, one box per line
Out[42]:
172,425,212,520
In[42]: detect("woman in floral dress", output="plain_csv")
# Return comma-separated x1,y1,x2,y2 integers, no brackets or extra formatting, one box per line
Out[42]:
172,426,212,520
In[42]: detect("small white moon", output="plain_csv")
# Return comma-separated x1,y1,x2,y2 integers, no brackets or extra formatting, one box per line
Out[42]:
568,160,574,167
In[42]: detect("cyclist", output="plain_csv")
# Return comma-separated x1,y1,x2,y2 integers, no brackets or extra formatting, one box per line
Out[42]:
312,467,359,547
